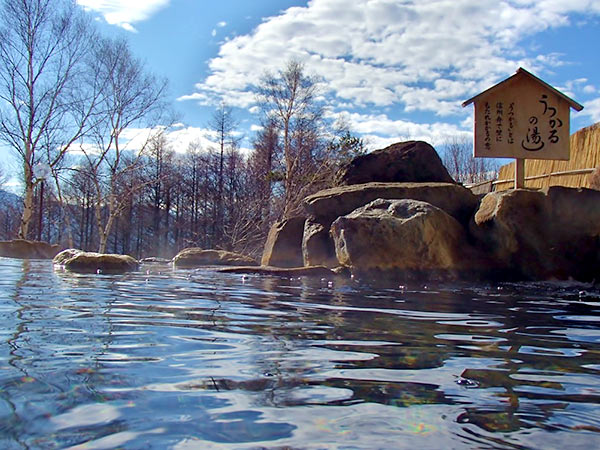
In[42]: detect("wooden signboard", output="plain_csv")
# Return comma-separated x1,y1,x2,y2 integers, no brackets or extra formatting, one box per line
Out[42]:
463,68,583,187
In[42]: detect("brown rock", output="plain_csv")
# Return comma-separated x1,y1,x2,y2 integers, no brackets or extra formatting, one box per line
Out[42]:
588,167,600,190
304,182,479,226
331,198,484,280
261,217,306,267
53,250,139,274
334,141,455,186
472,187,600,281
545,186,600,235
302,218,337,267
173,248,258,268
0,239,60,259
474,189,547,256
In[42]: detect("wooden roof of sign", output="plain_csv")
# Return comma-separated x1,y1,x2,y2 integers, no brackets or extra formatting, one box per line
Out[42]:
462,68,584,111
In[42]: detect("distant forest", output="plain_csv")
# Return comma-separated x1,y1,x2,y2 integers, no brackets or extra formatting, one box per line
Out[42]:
0,0,493,258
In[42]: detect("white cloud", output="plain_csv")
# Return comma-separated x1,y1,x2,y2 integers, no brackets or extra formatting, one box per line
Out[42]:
182,0,600,119
164,126,253,156
69,125,252,160
582,97,600,124
344,112,471,149
76,0,170,32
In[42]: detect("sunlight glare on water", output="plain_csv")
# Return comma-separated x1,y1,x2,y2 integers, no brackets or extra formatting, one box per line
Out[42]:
1,258,600,448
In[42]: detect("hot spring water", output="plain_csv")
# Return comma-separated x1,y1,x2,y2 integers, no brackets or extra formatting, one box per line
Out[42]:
1,258,600,449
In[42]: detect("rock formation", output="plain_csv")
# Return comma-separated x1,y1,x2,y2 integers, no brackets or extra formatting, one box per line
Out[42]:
301,182,479,269
261,140,600,282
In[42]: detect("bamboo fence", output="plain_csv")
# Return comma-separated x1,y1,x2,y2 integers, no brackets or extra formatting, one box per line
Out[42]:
494,122,600,191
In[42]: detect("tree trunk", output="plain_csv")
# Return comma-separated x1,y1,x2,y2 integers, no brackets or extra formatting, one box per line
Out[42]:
18,167,34,239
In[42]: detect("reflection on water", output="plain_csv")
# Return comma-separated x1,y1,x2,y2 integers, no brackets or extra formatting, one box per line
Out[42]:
1,258,600,448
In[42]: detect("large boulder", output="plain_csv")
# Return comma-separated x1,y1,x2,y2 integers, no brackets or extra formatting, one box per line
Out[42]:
473,187,600,281
0,239,60,259
304,182,479,227
334,141,455,186
173,248,258,268
331,199,486,280
53,249,139,274
261,217,306,267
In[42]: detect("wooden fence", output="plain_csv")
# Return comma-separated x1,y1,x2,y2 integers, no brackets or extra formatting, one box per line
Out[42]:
493,122,600,191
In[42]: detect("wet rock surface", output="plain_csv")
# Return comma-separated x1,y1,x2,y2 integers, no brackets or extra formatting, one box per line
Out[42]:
218,265,337,277
53,249,139,274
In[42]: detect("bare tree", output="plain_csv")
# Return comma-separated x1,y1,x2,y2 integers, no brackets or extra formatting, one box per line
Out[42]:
256,60,326,217
250,119,281,219
0,0,99,239
144,132,175,257
441,137,498,184
208,103,239,245
80,36,168,253
179,141,214,248
0,162,7,190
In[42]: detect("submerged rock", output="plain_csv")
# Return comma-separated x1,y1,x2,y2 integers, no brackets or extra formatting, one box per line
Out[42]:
140,257,172,264
53,249,139,274
218,265,337,277
331,198,484,280
261,217,306,267
334,140,455,186
173,248,258,268
0,239,60,259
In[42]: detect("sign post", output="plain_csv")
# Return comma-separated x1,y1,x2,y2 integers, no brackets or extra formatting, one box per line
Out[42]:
515,158,525,189
462,68,583,189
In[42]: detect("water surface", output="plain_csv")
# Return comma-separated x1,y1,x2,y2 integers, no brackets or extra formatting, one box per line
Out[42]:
1,258,600,449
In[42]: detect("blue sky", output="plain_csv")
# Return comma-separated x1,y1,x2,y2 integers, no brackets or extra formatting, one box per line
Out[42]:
2,0,600,186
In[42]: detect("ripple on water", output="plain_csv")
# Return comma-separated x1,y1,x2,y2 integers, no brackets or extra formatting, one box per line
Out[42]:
1,260,600,448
